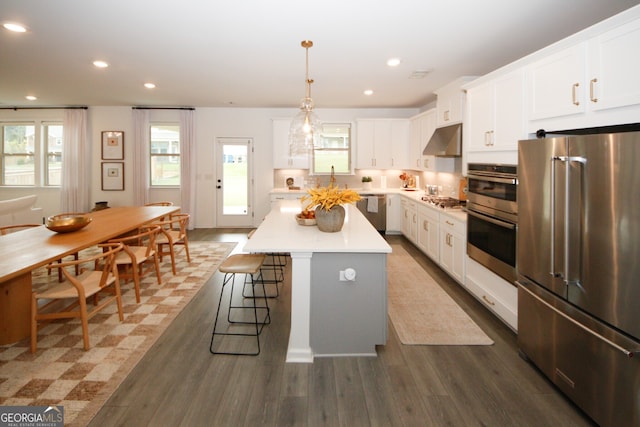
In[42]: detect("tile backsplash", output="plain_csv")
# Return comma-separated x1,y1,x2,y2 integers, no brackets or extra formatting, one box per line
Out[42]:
274,169,464,197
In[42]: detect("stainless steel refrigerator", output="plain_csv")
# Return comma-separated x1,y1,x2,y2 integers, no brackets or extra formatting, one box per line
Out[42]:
517,130,640,427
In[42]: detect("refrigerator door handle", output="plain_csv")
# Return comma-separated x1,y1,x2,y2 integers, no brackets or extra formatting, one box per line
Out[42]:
520,284,640,358
550,156,566,278
565,156,587,290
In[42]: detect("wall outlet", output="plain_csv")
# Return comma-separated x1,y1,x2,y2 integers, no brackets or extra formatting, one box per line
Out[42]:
339,268,357,281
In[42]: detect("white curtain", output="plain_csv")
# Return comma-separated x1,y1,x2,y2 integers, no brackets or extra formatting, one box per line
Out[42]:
60,109,90,213
180,109,196,229
132,109,150,206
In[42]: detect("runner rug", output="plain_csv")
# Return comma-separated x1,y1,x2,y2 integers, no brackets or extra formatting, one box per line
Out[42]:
0,241,236,426
387,243,494,346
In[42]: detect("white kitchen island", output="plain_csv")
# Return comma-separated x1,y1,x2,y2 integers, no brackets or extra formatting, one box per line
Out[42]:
244,200,391,363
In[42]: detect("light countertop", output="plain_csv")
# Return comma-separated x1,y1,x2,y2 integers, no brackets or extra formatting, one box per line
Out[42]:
244,200,391,254
270,187,467,222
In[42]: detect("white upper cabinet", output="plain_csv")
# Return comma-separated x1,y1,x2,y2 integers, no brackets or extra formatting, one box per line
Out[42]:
466,70,525,153
588,18,640,112
272,118,309,169
356,119,409,169
528,43,587,120
435,82,464,127
527,16,640,130
410,109,455,172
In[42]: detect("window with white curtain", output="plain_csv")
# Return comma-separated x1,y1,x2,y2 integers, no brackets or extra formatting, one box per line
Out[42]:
0,121,63,186
150,124,181,186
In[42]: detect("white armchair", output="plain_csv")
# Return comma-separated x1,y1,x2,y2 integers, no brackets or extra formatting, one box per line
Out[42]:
0,195,44,227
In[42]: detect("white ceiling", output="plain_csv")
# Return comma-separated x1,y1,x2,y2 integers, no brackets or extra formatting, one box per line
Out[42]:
1,0,639,109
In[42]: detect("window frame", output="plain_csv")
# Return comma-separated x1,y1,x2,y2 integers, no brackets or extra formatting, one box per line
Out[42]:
0,121,64,187
149,123,181,188
310,122,353,176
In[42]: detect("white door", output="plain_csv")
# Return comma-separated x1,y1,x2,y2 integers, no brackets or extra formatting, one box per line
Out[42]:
215,137,253,227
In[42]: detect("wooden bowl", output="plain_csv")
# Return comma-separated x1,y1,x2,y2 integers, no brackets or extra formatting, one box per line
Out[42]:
45,213,92,233
295,214,317,226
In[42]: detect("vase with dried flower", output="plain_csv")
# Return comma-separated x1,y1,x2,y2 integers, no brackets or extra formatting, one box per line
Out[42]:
302,184,361,232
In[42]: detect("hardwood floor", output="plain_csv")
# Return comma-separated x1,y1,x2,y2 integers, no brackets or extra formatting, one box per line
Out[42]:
89,229,595,427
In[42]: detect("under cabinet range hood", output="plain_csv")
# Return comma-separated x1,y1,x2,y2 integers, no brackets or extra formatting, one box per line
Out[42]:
423,123,462,157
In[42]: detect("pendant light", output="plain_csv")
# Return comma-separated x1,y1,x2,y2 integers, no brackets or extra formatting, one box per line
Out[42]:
289,40,322,156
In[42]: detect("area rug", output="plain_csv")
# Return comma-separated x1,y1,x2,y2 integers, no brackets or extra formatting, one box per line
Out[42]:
387,243,493,346
0,241,236,426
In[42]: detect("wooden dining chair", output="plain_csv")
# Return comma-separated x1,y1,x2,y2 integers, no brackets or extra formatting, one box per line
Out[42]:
154,213,191,275
145,202,173,206
0,224,41,235
108,225,162,303
145,202,175,221
31,242,125,353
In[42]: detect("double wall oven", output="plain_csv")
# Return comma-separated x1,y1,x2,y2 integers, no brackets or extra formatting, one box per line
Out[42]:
466,163,517,284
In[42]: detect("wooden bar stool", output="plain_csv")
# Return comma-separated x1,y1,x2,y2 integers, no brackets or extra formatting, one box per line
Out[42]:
210,253,270,356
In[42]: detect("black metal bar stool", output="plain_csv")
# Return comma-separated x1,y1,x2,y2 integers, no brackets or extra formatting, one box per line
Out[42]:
210,253,270,356
245,229,286,298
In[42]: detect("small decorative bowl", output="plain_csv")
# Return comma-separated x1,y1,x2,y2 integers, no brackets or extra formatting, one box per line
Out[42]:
295,214,317,226
45,213,92,233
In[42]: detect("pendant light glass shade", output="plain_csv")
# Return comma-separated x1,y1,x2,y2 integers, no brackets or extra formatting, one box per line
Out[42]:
289,98,322,155
289,40,321,156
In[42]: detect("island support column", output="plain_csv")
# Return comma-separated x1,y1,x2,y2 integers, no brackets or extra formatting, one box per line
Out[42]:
286,252,314,363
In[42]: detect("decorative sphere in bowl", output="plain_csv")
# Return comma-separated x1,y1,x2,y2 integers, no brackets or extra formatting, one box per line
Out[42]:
45,213,92,233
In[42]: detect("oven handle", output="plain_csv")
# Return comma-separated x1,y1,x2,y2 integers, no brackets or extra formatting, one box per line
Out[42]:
467,209,516,230
467,173,518,185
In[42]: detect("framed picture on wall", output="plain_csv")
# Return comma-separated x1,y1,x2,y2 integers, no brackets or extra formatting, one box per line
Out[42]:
101,131,124,160
101,162,124,191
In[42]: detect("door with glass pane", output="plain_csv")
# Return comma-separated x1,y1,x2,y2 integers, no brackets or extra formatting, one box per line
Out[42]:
215,138,253,227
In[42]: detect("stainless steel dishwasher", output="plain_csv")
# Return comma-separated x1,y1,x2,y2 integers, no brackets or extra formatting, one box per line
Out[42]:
356,194,386,232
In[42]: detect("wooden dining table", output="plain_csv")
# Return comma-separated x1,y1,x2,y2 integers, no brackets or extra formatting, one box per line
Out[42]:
0,205,179,345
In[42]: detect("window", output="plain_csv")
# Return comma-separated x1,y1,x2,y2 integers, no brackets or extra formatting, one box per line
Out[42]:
2,124,35,185
0,122,64,187
312,123,352,175
150,124,180,186
44,124,63,186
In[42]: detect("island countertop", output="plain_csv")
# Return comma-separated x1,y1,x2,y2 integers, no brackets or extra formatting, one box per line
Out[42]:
243,200,391,254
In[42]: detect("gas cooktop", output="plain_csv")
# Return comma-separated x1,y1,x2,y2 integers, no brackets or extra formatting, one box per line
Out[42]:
420,195,465,209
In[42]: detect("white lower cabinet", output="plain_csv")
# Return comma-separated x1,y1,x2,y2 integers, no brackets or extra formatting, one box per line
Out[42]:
386,194,402,234
416,204,439,262
439,213,466,285
464,256,518,331
401,196,465,285
400,197,417,243
270,193,304,209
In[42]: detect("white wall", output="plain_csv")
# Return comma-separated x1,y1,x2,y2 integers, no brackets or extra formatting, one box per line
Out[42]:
0,106,417,228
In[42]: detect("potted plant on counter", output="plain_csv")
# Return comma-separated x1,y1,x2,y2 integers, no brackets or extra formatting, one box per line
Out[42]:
302,184,361,232
361,176,373,190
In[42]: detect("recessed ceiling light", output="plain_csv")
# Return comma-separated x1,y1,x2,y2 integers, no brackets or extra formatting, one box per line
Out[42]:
3,22,27,33
387,58,401,67
93,60,109,68
144,83,156,89
25,95,37,101
364,89,374,96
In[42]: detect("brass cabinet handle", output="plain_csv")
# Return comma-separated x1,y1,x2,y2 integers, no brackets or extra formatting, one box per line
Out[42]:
590,78,598,103
482,295,496,306
572,82,580,106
